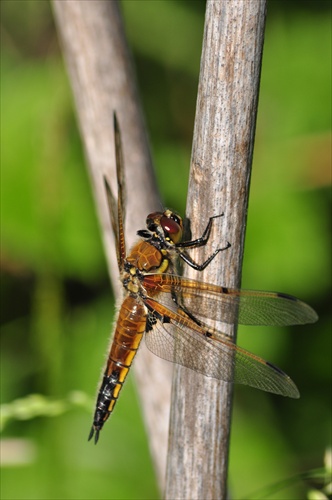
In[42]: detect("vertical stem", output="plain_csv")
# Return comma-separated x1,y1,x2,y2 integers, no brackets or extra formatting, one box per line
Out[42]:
165,1,267,498
52,0,172,491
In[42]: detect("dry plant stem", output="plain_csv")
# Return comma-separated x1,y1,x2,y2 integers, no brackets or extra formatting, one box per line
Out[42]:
165,1,267,499
52,0,172,490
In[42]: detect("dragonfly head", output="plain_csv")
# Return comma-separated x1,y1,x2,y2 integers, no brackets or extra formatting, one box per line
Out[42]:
146,210,183,244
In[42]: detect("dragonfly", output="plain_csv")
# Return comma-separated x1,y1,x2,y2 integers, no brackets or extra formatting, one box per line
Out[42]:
88,113,318,444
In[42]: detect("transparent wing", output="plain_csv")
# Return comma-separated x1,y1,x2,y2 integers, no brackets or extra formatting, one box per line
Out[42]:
113,112,126,245
103,112,127,270
144,297,299,398
143,274,318,326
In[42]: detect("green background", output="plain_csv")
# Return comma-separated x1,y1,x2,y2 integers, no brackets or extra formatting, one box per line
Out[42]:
1,1,331,499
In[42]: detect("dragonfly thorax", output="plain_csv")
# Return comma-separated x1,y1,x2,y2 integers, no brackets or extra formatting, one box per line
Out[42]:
125,240,168,273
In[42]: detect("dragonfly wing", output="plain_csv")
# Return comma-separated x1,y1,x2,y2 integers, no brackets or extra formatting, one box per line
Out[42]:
113,113,127,266
143,274,318,326
104,113,127,270
144,297,300,398
104,177,122,268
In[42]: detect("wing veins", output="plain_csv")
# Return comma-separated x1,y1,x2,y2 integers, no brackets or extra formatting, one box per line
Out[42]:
144,297,299,398
143,274,318,326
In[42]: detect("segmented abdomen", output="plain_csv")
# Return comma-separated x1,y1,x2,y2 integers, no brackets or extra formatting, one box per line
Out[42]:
89,295,146,442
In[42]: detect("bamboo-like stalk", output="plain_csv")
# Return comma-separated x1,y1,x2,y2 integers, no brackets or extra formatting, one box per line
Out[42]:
51,0,172,491
165,1,267,498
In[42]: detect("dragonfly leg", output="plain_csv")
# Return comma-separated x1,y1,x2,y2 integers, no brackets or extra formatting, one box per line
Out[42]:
176,214,225,249
171,288,204,327
178,241,231,271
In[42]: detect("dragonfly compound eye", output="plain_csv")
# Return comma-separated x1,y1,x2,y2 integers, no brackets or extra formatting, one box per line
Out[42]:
160,214,183,244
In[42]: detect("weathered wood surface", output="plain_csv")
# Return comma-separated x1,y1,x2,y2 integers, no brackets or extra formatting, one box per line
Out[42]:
165,1,267,498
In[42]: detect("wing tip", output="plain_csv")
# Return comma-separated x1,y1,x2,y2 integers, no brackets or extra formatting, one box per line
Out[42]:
265,360,300,399
276,292,318,324
113,111,119,134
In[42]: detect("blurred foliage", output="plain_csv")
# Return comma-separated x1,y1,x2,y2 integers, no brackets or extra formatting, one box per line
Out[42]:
1,0,331,499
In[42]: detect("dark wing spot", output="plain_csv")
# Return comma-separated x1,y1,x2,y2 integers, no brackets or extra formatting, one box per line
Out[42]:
146,309,171,332
277,292,298,302
146,312,157,332
266,360,287,376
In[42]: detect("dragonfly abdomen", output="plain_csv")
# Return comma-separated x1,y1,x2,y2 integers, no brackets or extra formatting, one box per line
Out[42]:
88,295,146,443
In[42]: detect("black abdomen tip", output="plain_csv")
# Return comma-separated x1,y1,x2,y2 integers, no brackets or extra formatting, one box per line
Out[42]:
88,426,100,445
